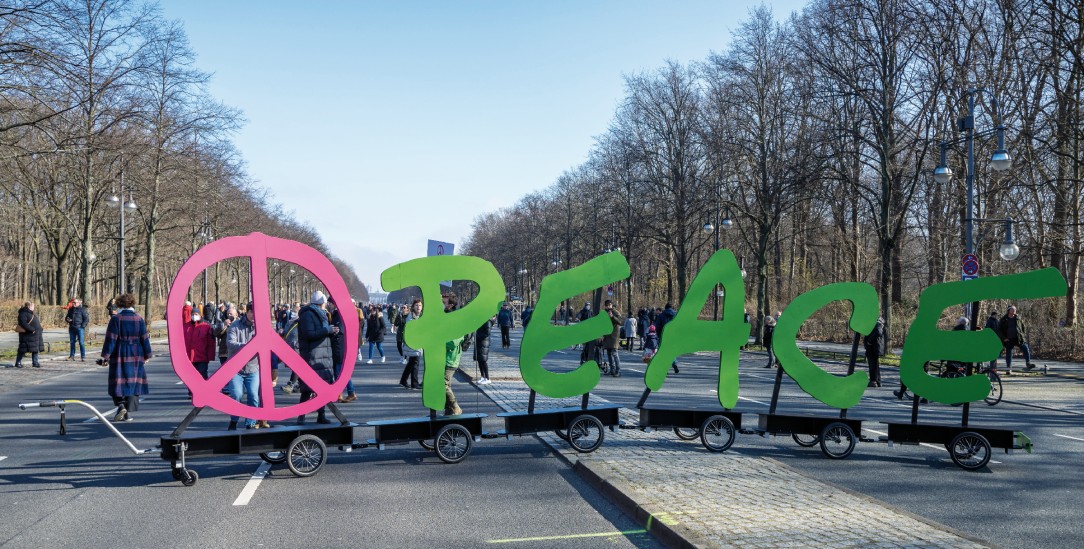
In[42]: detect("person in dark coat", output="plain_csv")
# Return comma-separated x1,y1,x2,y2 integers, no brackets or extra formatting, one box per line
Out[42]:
474,315,495,384
601,300,622,377
497,304,514,348
365,308,387,363
864,317,885,386
763,315,777,368
655,303,679,373
100,293,152,421
65,298,90,362
296,291,337,424
998,305,1033,374
984,311,1000,370
328,299,356,403
14,301,43,368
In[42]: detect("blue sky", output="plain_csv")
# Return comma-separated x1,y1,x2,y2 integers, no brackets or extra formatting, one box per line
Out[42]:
158,1,808,292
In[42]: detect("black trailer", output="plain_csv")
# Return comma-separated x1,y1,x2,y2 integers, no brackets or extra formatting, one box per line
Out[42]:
880,388,1032,470
750,333,867,460
495,390,621,453
366,411,487,464
627,388,742,453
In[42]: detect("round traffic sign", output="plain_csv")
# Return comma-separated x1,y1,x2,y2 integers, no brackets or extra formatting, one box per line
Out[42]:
167,232,359,421
962,253,979,277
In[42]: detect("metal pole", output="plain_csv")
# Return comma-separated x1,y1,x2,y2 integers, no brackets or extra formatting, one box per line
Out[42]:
965,89,976,259
118,170,125,296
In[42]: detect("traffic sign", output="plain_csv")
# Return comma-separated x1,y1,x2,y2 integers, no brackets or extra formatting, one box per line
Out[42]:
962,253,979,277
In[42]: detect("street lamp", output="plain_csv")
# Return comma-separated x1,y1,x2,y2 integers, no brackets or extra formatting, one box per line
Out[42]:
933,87,1016,325
197,220,213,303
704,200,733,321
106,173,137,296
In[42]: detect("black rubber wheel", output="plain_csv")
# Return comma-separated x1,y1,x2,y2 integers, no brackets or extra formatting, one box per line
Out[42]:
673,427,700,440
286,434,327,477
792,433,820,447
170,461,184,480
985,372,1003,406
434,424,473,464
923,361,938,375
819,422,856,459
950,431,992,470
567,414,605,453
700,415,736,453
554,429,569,441
180,469,198,486
260,451,288,464
418,439,435,451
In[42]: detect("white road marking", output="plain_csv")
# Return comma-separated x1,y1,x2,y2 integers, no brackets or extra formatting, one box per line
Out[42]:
1054,434,1084,442
862,428,1001,464
175,381,184,385
737,395,770,407
0,456,7,463
625,368,643,374
233,461,272,506
83,407,120,423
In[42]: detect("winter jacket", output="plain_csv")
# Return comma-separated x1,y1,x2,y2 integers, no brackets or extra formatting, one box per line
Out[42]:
655,307,677,338
864,320,886,356
298,304,335,388
474,318,494,363
183,321,216,362
330,307,346,366
366,314,387,343
65,306,90,330
497,308,514,328
226,315,259,374
17,306,43,353
601,309,622,349
401,312,423,357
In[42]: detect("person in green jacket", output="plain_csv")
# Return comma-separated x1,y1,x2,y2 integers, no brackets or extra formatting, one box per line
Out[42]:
443,295,466,416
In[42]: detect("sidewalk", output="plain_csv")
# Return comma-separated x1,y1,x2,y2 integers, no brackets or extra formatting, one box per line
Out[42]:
471,346,988,549
0,320,168,359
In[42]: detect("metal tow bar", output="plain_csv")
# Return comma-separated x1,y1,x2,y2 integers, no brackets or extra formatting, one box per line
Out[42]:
18,400,158,456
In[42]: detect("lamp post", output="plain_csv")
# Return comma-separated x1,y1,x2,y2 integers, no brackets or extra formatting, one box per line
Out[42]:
703,192,733,321
106,172,137,296
933,87,1015,326
197,219,212,303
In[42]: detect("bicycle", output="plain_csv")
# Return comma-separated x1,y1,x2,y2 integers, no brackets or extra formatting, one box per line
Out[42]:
923,360,1002,406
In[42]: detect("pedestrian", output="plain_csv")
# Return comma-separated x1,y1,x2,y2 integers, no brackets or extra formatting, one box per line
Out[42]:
578,302,592,323
327,298,357,403
394,304,409,360
65,298,90,362
998,305,1034,375
398,299,424,390
280,314,302,394
183,308,215,381
106,298,118,317
365,306,387,363
864,316,885,386
623,311,638,351
655,303,679,373
442,295,465,416
637,308,649,350
226,303,266,429
497,303,514,348
600,300,623,377
100,293,152,421
642,324,660,364
521,305,533,328
474,315,495,384
213,304,233,366
763,314,777,368
296,291,337,424
13,301,43,368
983,310,1000,369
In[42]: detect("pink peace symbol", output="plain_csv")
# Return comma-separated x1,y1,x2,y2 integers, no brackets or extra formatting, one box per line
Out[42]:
167,232,359,421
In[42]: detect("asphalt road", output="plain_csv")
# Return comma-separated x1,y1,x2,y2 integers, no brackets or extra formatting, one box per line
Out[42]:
0,347,661,549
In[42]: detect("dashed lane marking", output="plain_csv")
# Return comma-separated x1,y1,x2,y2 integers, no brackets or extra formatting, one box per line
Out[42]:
233,461,272,506
1054,434,1084,442
486,529,649,544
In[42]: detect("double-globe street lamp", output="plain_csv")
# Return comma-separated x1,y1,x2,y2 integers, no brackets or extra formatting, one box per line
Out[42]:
105,175,137,296
933,87,1019,326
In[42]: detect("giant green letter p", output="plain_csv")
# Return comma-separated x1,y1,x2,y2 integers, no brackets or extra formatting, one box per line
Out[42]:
381,256,506,411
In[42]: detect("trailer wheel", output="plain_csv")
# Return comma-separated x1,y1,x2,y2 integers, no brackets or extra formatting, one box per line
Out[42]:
554,429,568,441
673,427,700,440
792,433,820,447
418,439,435,451
949,431,991,470
180,469,198,486
170,461,184,480
260,451,287,464
700,415,736,453
984,372,1003,406
819,422,856,459
434,424,473,464
287,434,327,477
567,415,605,453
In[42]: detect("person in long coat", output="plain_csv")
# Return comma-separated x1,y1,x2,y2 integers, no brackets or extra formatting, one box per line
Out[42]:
100,293,152,422
473,316,495,384
365,308,387,363
296,291,336,424
14,301,44,368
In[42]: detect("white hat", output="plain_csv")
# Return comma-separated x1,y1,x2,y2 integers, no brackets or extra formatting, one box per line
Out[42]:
311,290,327,305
